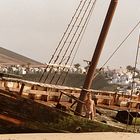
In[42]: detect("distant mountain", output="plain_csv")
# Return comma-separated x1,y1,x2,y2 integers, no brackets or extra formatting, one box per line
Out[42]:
0,47,42,65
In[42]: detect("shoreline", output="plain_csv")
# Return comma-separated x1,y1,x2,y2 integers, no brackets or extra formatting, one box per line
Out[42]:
0,132,140,140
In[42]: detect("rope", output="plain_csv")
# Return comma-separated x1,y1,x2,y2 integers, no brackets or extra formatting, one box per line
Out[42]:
57,0,97,85
122,29,140,131
44,0,87,82
38,0,84,82
90,20,140,81
50,0,97,84
43,0,89,83
48,0,93,83
101,20,140,68
132,32,140,132
47,0,95,84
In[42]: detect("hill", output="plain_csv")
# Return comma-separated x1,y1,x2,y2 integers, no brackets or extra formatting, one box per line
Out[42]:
0,47,42,65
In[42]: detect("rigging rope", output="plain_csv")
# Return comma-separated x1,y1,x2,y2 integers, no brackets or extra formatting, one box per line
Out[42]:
61,16,93,85
91,20,140,81
132,31,140,132
49,0,97,84
44,0,87,83
45,0,95,83
55,0,97,85
126,31,140,132
38,0,84,82
101,20,140,68
43,0,90,83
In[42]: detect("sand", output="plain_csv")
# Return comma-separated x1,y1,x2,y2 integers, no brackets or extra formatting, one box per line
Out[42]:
0,133,140,140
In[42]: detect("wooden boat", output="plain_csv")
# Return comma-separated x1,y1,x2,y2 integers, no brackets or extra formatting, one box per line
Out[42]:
0,0,140,133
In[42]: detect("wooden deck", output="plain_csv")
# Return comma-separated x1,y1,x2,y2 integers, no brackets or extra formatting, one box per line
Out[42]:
0,77,140,113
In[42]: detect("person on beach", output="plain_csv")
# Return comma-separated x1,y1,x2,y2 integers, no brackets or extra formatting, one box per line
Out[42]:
84,93,96,120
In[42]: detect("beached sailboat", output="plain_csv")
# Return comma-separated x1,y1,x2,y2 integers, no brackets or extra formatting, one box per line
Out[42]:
0,0,140,133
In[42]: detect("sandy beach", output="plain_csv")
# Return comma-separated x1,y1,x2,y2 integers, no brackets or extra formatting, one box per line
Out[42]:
0,133,140,140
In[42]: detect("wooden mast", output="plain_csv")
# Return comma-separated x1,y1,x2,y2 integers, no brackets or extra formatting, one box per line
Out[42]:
75,0,118,114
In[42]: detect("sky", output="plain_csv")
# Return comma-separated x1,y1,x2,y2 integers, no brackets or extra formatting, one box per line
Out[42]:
0,0,140,68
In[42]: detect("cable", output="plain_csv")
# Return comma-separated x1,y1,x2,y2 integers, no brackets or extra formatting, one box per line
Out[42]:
101,20,140,68
47,0,94,83
38,0,84,82
43,0,89,83
91,20,140,81
132,31,140,132
50,0,97,84
57,0,97,85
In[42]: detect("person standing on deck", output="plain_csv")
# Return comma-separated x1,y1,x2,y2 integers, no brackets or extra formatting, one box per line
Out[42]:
84,93,96,120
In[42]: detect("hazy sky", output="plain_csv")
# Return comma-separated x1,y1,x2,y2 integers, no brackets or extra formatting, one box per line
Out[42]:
0,0,140,68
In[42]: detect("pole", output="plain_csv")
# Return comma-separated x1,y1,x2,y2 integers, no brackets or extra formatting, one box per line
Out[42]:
75,0,118,114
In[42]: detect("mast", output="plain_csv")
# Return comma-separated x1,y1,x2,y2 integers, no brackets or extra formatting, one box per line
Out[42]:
75,0,118,114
